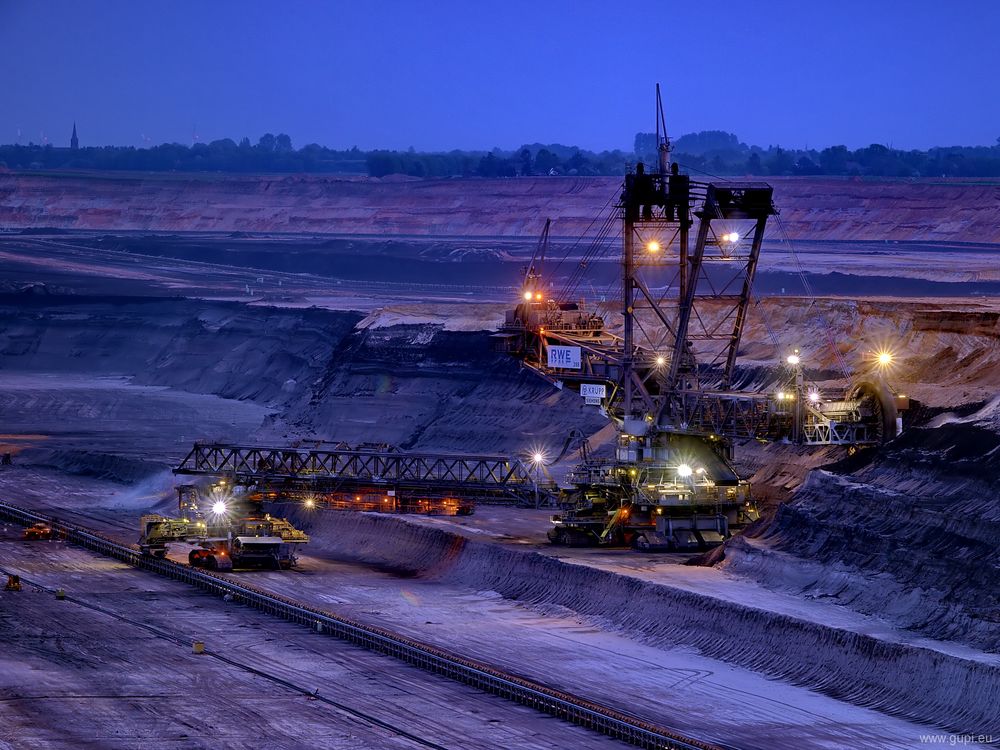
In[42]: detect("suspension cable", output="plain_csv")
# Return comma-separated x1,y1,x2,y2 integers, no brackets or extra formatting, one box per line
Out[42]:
773,214,852,379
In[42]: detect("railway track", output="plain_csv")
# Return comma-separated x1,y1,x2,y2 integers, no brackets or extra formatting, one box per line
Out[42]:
0,501,725,750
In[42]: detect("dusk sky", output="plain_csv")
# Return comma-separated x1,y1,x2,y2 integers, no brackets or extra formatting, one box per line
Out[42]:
3,0,999,152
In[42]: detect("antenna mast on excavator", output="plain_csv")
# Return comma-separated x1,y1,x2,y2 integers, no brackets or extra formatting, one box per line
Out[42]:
655,83,670,176
523,218,550,297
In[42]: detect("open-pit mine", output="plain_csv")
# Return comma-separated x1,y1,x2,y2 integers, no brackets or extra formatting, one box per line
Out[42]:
1,147,999,750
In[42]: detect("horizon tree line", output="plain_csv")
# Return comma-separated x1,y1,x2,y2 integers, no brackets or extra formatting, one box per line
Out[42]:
1,130,999,179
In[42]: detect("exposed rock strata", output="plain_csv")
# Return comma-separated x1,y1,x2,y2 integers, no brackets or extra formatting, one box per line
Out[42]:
2,172,998,243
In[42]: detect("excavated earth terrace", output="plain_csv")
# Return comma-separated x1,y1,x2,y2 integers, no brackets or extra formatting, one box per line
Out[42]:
1,172,1000,749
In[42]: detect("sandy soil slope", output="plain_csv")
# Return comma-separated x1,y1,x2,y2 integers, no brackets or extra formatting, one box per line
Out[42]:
2,172,999,244
724,415,1000,654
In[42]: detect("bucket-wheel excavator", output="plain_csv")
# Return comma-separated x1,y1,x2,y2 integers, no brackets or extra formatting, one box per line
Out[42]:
498,85,906,550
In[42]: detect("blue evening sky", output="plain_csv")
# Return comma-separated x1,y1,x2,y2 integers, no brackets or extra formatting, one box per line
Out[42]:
2,0,998,151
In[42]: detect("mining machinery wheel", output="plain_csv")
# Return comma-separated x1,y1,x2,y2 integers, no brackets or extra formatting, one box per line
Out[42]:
848,378,899,444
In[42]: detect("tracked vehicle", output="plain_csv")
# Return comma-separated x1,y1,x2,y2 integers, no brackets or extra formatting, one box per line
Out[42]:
547,434,754,550
139,482,308,570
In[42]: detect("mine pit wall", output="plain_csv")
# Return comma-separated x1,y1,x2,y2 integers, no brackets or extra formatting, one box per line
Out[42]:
277,504,1000,736
286,322,606,452
737,297,1000,409
0,296,604,458
2,172,1000,243
0,296,360,405
723,345,1000,656
3,293,1000,468
726,423,1000,654
28,449,168,485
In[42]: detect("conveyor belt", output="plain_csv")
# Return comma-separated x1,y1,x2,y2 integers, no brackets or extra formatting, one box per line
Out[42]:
0,501,725,750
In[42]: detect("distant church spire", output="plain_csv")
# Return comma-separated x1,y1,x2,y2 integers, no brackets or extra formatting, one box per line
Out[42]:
70,122,79,150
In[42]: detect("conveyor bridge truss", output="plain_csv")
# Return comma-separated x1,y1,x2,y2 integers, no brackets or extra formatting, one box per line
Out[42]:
175,443,549,507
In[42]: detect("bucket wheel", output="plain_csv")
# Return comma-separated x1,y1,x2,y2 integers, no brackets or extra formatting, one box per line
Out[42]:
848,378,898,444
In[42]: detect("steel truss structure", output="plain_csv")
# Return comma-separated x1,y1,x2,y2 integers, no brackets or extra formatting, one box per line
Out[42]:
622,174,776,434
175,443,544,505
499,85,896,446
670,391,781,440
502,167,786,440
